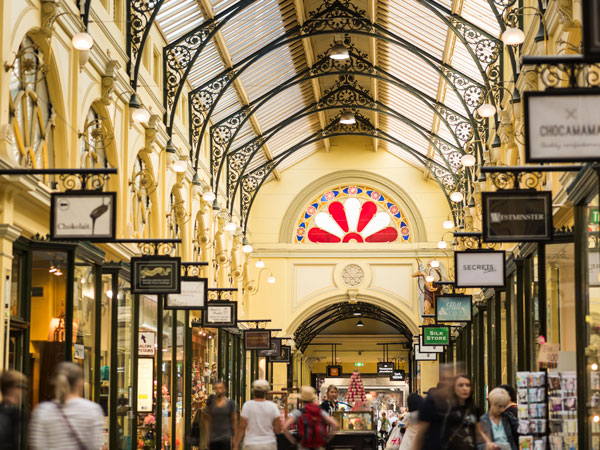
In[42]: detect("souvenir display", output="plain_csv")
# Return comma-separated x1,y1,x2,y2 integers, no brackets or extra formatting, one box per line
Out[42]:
516,371,547,450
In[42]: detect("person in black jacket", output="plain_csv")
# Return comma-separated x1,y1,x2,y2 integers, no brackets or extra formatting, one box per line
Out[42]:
0,370,28,450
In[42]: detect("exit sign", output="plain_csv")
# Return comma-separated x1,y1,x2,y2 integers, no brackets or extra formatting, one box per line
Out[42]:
422,326,450,346
354,362,364,367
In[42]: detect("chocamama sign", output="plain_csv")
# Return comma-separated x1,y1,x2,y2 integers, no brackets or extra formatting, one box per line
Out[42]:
525,90,600,162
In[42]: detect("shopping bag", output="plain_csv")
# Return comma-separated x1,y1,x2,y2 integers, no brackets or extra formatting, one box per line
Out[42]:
385,426,402,450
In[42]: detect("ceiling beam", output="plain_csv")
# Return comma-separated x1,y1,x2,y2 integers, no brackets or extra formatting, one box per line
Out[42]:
198,0,280,181
293,0,330,152
368,0,378,152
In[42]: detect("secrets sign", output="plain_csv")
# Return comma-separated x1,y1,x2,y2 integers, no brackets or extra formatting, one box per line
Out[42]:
482,191,552,242
455,250,505,288
525,90,600,162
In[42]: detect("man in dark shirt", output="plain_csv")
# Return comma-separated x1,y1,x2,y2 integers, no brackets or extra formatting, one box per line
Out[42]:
205,381,238,450
0,370,27,450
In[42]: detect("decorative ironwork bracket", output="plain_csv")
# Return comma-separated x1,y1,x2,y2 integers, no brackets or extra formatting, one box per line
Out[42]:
0,168,117,191
481,165,583,190
113,238,181,256
521,55,600,89
207,287,237,301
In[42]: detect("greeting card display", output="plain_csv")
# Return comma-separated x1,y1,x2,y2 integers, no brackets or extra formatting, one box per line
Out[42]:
516,371,547,450
547,371,578,450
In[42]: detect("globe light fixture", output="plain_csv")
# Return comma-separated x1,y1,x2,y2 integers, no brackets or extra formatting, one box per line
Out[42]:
476,102,497,118
329,42,349,60
443,219,454,230
224,221,237,232
592,362,599,372
171,159,187,173
430,260,440,268
267,275,276,284
339,110,356,125
255,260,265,269
450,191,464,203
501,27,525,46
202,191,216,202
437,240,448,249
594,415,600,424
242,238,253,254
129,94,150,123
72,32,94,51
425,275,434,283
461,154,476,167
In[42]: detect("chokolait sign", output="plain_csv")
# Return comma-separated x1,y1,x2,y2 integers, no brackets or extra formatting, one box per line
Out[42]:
482,191,552,242
525,90,600,162
131,257,181,294
454,250,506,288
50,192,116,241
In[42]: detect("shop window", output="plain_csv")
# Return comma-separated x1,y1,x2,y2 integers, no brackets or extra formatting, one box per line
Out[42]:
80,107,111,168
10,251,23,319
190,317,218,409
116,277,134,448
295,185,410,243
545,243,576,350
8,36,55,170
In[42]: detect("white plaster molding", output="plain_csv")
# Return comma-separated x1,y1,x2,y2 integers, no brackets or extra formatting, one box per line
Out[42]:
0,224,22,242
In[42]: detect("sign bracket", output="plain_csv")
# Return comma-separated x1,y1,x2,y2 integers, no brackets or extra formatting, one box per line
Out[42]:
0,168,117,192
481,166,583,191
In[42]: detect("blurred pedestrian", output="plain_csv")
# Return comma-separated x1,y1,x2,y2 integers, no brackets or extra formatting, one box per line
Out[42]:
320,385,339,416
413,374,492,450
380,412,390,440
498,385,517,418
233,380,281,450
478,388,518,450
398,393,423,450
205,381,238,450
283,386,338,450
29,362,104,450
0,370,28,450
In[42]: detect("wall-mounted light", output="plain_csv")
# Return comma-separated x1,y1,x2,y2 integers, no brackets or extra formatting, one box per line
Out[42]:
461,154,476,167
225,220,237,232
437,240,448,249
171,159,187,173
202,191,216,202
72,32,94,51
267,275,276,284
242,237,253,254
501,27,526,46
430,260,440,268
450,191,464,203
443,219,454,230
129,93,150,123
255,259,265,269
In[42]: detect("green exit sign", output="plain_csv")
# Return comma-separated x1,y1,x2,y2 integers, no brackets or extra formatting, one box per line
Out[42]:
354,362,364,367
422,326,450,346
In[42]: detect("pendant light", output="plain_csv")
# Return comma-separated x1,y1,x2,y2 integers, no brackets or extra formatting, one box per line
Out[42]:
356,320,365,327
329,41,349,60
129,93,150,123
339,110,356,125
501,27,525,46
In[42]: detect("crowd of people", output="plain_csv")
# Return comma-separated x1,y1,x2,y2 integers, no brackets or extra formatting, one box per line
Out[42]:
0,363,521,450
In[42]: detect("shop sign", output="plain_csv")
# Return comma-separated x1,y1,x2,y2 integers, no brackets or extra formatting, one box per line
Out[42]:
390,370,405,381
414,344,437,361
327,365,343,377
137,358,154,412
131,257,181,294
165,278,208,310
418,335,444,353
258,337,281,357
455,251,505,288
435,295,472,323
590,250,600,287
525,90,600,162
139,331,156,356
74,343,85,360
202,301,237,327
422,326,450,346
269,345,291,363
244,330,271,350
50,191,116,241
377,362,395,376
482,191,552,242
584,0,600,57
538,342,560,366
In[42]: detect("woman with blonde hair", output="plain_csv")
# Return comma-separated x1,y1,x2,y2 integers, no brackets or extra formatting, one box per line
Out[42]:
29,362,105,449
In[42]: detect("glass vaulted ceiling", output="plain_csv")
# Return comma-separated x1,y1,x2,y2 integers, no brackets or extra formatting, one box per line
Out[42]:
156,0,501,180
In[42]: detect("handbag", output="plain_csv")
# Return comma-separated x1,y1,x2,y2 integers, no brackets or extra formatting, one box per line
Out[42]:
54,403,87,450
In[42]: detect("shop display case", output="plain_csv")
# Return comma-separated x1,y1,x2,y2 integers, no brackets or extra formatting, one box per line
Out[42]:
333,410,375,431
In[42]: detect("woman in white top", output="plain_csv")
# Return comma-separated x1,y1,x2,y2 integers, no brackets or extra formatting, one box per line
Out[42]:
29,362,105,450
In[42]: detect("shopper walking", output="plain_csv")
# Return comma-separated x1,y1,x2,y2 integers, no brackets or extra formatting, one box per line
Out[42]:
233,379,281,450
398,393,423,450
413,374,492,450
283,386,338,450
29,362,104,450
379,411,391,440
0,370,28,450
478,388,518,450
205,381,238,450
319,385,339,416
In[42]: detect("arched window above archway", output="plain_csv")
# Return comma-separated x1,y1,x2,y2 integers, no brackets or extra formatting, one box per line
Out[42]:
8,36,54,169
80,107,112,168
295,185,410,243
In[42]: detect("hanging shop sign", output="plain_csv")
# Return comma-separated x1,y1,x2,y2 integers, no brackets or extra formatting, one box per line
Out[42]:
525,90,600,162
584,0,600,58
435,294,473,323
244,330,272,350
454,250,506,288
377,362,395,376
414,344,437,361
589,250,600,287
327,365,343,377
418,335,444,353
50,191,116,241
131,257,181,294
137,358,154,412
390,370,405,382
482,191,552,242
138,331,156,356
201,301,237,327
258,337,281,357
269,345,291,363
165,277,208,310
422,325,451,346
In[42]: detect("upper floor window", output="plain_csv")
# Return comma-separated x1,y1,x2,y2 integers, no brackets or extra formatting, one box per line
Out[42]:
9,36,54,169
295,185,410,243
